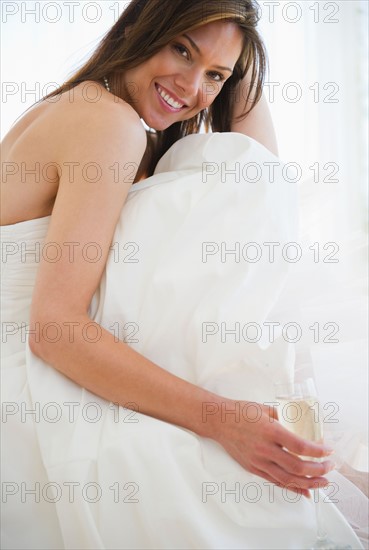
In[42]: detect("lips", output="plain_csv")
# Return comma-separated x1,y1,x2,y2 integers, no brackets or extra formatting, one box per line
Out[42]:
155,84,187,111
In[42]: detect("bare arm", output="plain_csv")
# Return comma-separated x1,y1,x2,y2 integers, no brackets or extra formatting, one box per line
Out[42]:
231,72,279,156
30,94,332,496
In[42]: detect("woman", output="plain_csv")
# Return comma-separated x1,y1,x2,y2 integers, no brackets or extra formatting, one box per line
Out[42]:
1,0,362,548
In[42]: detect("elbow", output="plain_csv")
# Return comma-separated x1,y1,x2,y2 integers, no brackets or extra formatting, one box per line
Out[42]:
28,305,85,361
28,321,49,359
28,309,54,360
28,327,41,357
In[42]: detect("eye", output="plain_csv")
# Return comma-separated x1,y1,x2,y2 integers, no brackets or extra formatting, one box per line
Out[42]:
207,71,226,83
172,43,190,60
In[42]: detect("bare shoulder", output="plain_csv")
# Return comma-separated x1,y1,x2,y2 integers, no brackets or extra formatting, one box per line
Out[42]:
51,81,147,160
0,81,146,226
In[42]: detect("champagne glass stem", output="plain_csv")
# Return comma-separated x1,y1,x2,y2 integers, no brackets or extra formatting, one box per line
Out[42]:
274,379,352,549
314,488,328,541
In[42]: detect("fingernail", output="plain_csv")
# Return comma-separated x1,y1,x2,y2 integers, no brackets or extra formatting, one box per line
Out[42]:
324,448,335,455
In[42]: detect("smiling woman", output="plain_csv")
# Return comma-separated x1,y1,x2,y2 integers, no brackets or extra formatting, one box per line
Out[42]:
33,0,269,181
1,1,364,549
119,21,244,130
1,0,275,226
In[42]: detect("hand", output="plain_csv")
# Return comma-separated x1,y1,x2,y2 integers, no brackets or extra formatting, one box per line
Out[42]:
231,69,279,156
209,400,335,498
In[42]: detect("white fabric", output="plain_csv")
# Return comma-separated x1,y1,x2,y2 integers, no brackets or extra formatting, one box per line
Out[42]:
0,132,365,549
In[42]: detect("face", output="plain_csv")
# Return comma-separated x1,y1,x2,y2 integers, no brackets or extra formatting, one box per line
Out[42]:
121,20,244,131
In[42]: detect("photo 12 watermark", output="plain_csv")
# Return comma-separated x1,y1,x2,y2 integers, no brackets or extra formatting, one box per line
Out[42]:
1,320,140,344
2,158,140,184
201,321,340,345
1,480,140,504
201,160,340,184
1,2,132,24
1,80,141,104
1,240,141,265
201,400,339,425
201,479,339,504
1,400,140,424
200,1,340,25
201,241,340,264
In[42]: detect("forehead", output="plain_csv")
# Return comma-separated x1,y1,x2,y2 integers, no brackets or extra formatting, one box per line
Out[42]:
183,20,244,64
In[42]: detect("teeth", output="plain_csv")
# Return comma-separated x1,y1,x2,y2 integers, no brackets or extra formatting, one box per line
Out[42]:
157,86,184,109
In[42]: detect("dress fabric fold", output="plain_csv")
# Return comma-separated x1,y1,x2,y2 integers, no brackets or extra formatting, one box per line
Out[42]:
1,133,365,549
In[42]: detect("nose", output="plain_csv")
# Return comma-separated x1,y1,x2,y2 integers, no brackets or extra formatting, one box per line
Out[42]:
174,66,203,100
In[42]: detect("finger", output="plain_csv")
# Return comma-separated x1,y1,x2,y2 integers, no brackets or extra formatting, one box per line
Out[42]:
270,406,278,421
261,460,330,492
262,404,279,421
275,425,334,459
248,464,283,488
272,446,335,478
249,464,310,499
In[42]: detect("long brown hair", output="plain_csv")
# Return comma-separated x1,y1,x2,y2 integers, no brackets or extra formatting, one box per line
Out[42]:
42,0,267,177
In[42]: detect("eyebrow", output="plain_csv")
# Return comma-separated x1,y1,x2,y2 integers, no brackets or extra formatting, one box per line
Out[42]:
182,34,234,74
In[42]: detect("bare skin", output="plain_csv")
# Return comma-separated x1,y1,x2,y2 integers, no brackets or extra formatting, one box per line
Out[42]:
1,20,333,497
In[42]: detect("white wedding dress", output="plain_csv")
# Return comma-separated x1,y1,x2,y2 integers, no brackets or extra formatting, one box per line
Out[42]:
1,133,365,549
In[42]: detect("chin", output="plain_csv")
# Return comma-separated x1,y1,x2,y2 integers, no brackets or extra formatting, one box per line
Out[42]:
142,109,192,132
142,118,173,132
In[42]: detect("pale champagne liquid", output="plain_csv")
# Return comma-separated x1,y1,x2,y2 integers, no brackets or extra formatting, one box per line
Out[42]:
276,397,323,455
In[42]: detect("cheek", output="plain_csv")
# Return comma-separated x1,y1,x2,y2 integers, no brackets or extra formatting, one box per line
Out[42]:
147,50,179,76
201,83,223,109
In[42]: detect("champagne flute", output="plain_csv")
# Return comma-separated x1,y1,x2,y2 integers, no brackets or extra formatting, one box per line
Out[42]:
274,378,351,550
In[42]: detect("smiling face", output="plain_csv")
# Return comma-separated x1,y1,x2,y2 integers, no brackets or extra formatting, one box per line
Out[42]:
121,20,244,131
